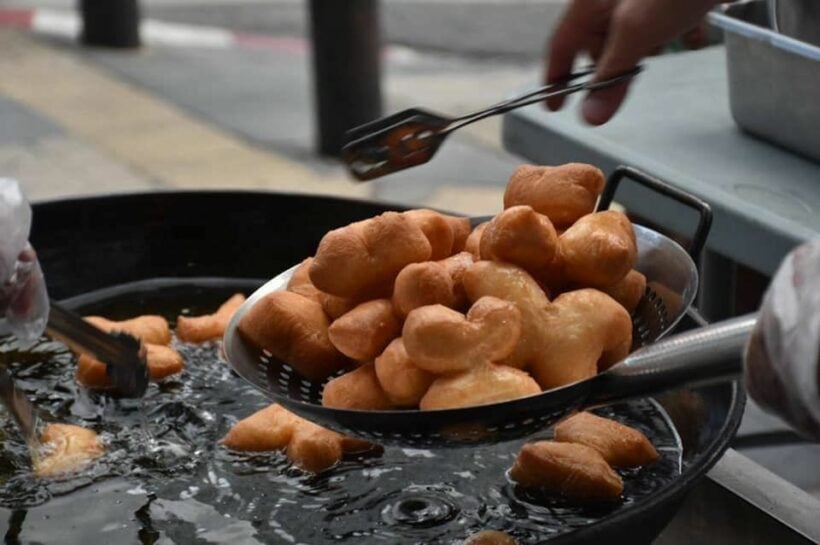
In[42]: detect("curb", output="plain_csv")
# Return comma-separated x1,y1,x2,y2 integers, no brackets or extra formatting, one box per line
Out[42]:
0,7,310,51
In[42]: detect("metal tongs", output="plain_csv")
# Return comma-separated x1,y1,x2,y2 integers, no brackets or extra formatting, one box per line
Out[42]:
342,66,643,181
45,301,149,398
0,365,41,448
0,301,148,450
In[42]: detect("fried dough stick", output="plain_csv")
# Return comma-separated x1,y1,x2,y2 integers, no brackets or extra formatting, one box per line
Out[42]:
176,293,246,343
221,404,375,473
35,423,104,478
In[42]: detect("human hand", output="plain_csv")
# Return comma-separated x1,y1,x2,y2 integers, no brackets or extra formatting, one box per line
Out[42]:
0,179,49,343
545,0,720,125
745,239,820,440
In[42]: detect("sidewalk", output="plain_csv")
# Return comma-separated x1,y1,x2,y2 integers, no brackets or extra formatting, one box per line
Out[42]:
0,11,540,215
0,0,567,59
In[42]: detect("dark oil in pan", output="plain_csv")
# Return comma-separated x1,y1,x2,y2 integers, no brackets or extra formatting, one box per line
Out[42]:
0,279,682,544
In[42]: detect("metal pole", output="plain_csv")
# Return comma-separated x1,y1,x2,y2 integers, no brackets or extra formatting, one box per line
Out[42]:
308,0,383,157
79,0,141,48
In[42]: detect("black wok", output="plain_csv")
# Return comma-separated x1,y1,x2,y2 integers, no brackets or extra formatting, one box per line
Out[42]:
8,190,745,544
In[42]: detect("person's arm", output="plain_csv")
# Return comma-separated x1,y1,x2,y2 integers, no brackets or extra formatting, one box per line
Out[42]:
745,239,820,440
545,0,722,125
0,179,49,343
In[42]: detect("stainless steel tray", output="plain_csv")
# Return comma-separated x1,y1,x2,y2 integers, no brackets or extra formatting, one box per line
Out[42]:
709,1,820,164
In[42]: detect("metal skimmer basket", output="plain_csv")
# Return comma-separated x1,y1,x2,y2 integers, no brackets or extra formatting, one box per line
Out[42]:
224,167,715,446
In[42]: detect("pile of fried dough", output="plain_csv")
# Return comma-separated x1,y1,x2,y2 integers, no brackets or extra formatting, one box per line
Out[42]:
238,163,646,412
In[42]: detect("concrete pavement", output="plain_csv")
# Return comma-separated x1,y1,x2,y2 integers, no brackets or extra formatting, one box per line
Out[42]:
0,30,370,201
0,17,539,214
0,0,562,213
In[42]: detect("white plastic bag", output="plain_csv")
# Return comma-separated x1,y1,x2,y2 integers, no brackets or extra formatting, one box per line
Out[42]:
0,179,49,343
745,239,820,439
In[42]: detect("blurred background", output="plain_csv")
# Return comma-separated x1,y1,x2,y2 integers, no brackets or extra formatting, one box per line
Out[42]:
0,0,575,215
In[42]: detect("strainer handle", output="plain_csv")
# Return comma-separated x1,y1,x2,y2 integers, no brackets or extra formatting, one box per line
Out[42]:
598,166,713,259
587,314,756,407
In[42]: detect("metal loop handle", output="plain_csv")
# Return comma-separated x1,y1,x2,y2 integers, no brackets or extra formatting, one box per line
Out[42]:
597,166,713,260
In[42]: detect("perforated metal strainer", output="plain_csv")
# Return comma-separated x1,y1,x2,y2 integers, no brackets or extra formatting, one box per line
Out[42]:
223,167,754,447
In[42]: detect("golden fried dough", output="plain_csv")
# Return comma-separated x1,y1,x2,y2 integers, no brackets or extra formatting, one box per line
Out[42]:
288,259,359,319
480,205,558,275
393,262,457,318
528,289,632,390
221,403,299,451
393,252,476,317
339,434,377,454
503,163,605,229
601,269,646,314
85,315,171,346
509,441,623,501
35,424,104,478
143,344,185,379
75,354,111,389
598,337,632,372
286,420,344,473
560,211,637,288
464,222,489,258
441,252,476,309
237,291,346,381
420,362,540,410
443,214,471,253
464,530,518,545
176,293,246,343
76,343,184,389
403,297,522,375
319,292,358,320
309,212,432,299
328,299,401,361
374,338,435,407
221,404,376,473
404,209,455,260
322,362,394,410
554,412,659,468
286,258,324,303
463,261,551,370
538,248,567,295
463,262,631,388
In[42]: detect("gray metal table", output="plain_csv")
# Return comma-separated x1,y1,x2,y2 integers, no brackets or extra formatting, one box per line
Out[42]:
502,47,820,529
502,47,820,284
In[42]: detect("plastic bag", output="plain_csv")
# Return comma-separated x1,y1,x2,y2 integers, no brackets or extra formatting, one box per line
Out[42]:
745,239,820,439
0,178,49,343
